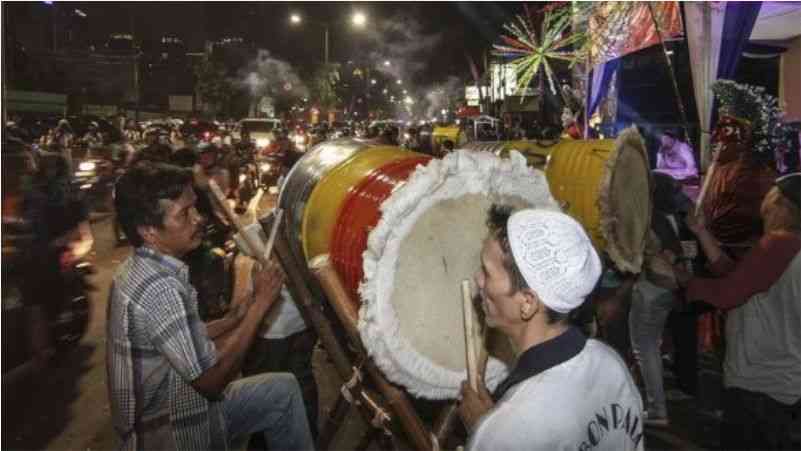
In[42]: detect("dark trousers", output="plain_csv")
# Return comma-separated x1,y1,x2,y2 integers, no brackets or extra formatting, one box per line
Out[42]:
668,308,699,396
721,387,801,451
242,329,319,449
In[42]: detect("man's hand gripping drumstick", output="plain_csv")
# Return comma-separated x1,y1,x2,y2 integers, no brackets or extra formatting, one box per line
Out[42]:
458,279,494,432
206,180,285,319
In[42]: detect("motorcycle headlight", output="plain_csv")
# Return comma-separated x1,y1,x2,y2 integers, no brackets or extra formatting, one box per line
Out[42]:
260,163,272,173
256,138,271,148
78,161,96,172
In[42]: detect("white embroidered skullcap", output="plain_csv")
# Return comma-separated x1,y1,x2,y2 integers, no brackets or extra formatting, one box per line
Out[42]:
507,209,602,313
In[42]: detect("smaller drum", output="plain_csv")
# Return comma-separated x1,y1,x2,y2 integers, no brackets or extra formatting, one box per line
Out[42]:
463,128,651,274
545,127,651,273
462,140,556,168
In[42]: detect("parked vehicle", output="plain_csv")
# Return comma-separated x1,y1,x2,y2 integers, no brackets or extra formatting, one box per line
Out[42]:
181,119,219,144
72,156,117,212
289,124,312,153
67,115,124,146
239,118,282,151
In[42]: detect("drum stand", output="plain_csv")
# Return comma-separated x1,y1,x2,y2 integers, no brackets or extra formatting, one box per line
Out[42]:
262,215,462,451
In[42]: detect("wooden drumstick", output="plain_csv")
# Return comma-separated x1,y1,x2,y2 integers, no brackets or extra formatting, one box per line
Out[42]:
262,208,283,264
208,179,267,265
695,161,717,216
461,279,480,391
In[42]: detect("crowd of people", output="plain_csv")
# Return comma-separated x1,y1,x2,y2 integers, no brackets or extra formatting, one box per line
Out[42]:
5,108,800,451
107,137,799,451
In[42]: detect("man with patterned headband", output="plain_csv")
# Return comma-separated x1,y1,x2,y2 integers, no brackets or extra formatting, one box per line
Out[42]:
458,205,644,451
703,115,777,247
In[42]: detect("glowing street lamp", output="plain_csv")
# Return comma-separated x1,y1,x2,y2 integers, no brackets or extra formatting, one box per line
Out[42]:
352,12,367,27
370,79,377,85
396,79,402,85
289,14,329,65
384,60,391,67
292,12,368,65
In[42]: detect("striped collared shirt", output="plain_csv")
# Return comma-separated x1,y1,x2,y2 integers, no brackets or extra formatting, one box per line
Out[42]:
106,246,227,450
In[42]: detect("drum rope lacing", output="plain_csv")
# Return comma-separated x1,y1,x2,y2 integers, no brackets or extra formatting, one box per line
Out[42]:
340,366,393,432
340,365,362,404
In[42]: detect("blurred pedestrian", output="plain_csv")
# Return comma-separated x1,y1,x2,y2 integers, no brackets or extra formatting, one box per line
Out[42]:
655,129,698,183
628,172,692,428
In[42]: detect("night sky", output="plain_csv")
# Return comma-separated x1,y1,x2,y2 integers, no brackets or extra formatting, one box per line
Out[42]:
6,2,525,84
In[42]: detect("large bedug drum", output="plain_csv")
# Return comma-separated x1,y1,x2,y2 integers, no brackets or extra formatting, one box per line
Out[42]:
462,127,651,274
279,139,560,399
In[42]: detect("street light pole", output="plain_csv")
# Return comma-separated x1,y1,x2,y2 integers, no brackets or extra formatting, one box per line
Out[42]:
292,12,365,67
324,25,329,66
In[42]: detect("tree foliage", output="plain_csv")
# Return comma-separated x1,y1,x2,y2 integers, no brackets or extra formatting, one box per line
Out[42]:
308,63,342,110
194,59,235,116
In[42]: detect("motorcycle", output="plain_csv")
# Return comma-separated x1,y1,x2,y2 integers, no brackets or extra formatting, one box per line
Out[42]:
230,136,291,215
256,142,288,189
1,131,93,373
72,156,116,212
1,213,94,386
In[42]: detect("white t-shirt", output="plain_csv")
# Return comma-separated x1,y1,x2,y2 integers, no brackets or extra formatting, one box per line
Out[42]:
468,339,644,451
234,222,308,340
725,250,801,405
258,286,307,339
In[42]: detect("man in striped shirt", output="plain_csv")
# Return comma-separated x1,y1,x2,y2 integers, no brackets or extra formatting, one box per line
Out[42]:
107,161,313,450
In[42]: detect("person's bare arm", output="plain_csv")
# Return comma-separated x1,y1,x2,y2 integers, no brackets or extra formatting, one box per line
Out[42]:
191,260,284,399
458,381,495,432
686,211,730,274
205,290,255,340
205,305,244,340
684,233,801,310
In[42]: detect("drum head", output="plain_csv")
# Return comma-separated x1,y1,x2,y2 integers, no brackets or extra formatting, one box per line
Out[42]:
360,150,559,399
599,127,651,274
393,193,499,372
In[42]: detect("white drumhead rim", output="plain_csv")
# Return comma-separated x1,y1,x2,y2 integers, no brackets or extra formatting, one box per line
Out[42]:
359,149,560,399
598,126,651,274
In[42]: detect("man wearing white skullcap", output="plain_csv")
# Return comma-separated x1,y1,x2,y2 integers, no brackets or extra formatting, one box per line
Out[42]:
458,205,644,451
